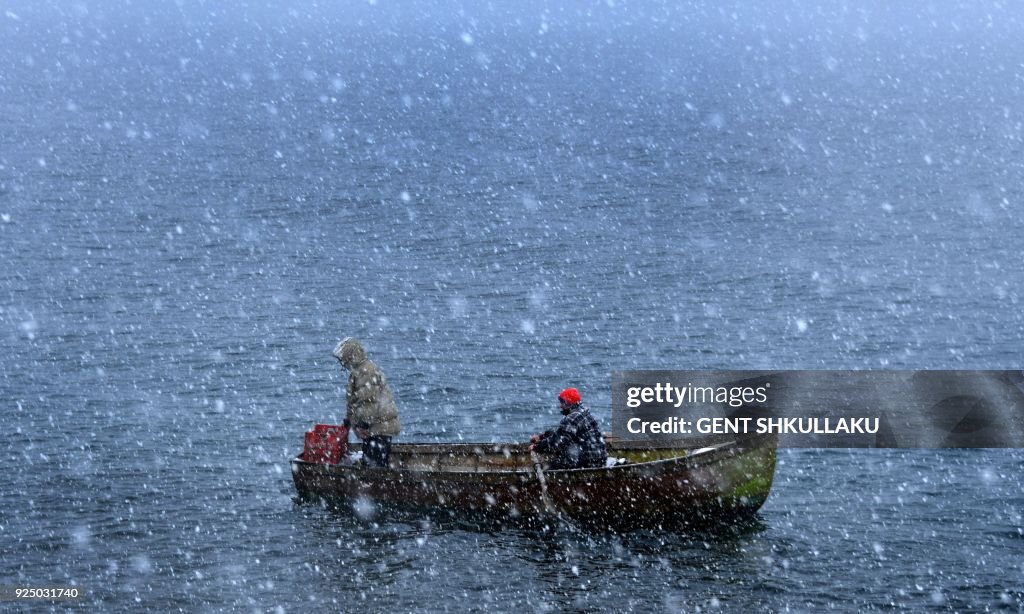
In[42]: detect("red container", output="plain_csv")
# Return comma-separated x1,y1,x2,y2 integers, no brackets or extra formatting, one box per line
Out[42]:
303,424,348,464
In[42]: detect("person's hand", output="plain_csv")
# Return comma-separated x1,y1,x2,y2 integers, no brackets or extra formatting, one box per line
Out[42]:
529,434,542,444
528,443,536,452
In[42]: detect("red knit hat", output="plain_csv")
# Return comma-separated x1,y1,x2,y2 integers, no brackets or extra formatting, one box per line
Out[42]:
558,388,582,405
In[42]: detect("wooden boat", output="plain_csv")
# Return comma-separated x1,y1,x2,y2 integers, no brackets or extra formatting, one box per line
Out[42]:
291,432,777,530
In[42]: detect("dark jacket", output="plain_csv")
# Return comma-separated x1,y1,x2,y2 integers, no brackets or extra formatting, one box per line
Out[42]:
534,405,607,469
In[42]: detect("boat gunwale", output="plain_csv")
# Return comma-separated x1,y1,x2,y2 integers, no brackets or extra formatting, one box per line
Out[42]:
290,432,775,480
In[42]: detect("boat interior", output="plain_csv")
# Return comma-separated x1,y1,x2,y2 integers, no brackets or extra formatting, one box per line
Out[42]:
361,438,737,473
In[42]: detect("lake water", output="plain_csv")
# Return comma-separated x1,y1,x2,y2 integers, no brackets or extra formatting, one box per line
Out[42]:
1,1,1023,610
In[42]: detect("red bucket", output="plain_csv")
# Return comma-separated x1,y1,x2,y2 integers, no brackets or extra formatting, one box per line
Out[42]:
303,424,348,464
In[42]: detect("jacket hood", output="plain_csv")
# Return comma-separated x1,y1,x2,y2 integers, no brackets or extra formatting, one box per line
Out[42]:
333,337,367,369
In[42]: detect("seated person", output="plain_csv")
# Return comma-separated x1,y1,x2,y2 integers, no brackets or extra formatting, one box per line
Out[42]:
529,388,607,470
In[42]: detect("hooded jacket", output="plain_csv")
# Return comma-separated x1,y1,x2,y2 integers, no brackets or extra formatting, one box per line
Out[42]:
333,338,401,438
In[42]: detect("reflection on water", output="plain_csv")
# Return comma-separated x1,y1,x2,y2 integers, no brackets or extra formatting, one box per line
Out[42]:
292,504,774,611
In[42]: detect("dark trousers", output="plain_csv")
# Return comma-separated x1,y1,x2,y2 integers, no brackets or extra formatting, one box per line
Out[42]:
363,436,392,468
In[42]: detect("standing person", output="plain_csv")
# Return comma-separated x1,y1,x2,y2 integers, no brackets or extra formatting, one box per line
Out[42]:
333,337,400,468
529,388,607,470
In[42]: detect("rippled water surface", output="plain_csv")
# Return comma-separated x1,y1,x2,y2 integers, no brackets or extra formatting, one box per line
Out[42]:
2,1,1023,610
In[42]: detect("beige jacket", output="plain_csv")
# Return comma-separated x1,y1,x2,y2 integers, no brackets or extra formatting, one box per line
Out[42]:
333,338,400,438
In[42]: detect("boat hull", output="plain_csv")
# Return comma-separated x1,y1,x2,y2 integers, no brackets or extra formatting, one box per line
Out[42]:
291,433,776,529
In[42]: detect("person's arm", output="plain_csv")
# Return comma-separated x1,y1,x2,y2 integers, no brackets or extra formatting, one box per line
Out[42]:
343,375,355,426
529,429,555,445
534,422,574,454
